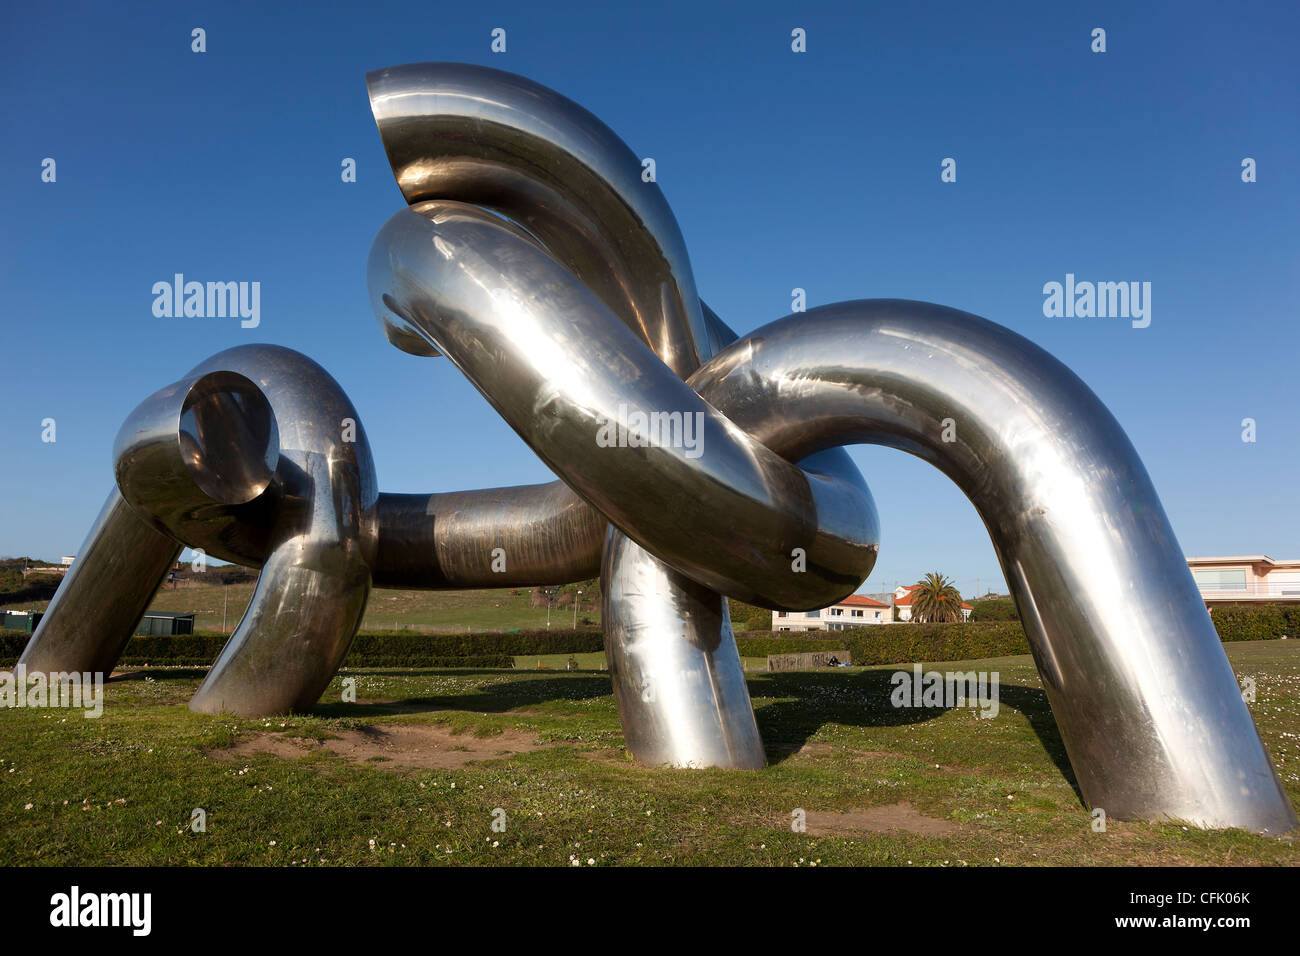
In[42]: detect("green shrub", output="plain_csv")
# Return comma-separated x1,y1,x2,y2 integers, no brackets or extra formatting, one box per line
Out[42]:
845,622,1030,664
2,606,1294,670
0,628,600,668
736,624,1029,665
345,629,602,663
371,654,513,668
728,600,776,631
1210,605,1300,642
968,598,1019,622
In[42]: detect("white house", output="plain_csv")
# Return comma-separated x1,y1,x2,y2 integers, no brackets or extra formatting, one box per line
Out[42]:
772,594,891,631
892,584,973,622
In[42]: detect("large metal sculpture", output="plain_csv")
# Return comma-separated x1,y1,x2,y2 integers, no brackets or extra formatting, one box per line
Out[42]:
18,63,1296,833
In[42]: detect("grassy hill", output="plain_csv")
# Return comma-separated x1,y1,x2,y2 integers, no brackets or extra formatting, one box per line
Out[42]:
1,578,602,634
0,567,783,634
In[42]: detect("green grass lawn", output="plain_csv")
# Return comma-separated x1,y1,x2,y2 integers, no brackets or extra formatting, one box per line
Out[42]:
1,641,1297,866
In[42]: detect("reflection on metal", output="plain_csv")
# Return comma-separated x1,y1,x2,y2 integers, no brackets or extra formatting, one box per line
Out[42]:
25,347,377,716
369,201,878,611
690,300,1299,833
364,60,838,771
18,489,180,676
18,62,1295,832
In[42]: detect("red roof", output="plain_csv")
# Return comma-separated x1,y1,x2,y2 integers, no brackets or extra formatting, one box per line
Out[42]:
836,594,889,609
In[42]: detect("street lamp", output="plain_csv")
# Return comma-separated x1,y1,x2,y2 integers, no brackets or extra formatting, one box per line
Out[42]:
572,589,582,629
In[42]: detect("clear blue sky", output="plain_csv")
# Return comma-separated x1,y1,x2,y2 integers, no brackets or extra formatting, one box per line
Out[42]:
2,0,1297,599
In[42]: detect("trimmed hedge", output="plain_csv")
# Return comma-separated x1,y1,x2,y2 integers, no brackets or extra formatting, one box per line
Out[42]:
1209,605,1300,642
846,622,1030,665
115,634,226,665
738,624,1030,665
347,628,602,661
2,606,1296,669
0,628,600,668
968,598,1020,622
363,654,513,668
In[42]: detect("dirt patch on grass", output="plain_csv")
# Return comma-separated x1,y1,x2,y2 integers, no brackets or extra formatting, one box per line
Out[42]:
206,723,548,770
803,802,961,838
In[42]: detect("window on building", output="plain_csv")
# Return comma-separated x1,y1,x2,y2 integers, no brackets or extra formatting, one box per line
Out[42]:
806,610,820,618
1192,569,1248,592
777,611,788,618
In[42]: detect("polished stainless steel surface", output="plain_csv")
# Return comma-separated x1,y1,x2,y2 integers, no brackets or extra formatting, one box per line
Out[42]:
688,299,1297,832
17,489,181,676
374,485,603,588
115,370,279,530
361,62,1296,828
368,202,879,609
602,528,765,768
114,369,281,565
180,347,377,715
366,62,793,770
366,61,710,378
367,195,875,770
21,345,378,717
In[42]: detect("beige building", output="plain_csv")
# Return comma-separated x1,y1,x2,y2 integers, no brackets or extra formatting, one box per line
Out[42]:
773,594,891,631
1187,556,1300,607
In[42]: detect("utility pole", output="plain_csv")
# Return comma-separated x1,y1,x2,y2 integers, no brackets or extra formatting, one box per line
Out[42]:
222,582,228,634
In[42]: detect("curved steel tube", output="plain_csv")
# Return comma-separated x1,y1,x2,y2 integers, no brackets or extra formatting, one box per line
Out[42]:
17,489,181,676
373,484,603,588
365,62,879,769
687,299,1296,832
23,345,379,716
172,347,378,715
366,61,710,377
368,185,1296,827
602,528,764,768
369,201,880,609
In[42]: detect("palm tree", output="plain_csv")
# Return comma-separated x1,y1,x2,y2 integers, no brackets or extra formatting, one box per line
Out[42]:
910,572,964,623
